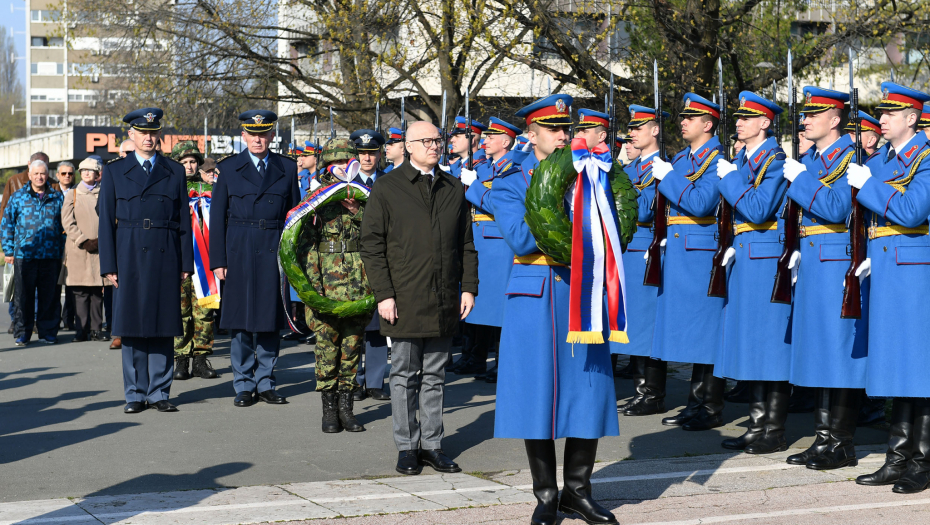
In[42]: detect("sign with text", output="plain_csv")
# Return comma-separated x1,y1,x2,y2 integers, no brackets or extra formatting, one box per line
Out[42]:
74,127,287,160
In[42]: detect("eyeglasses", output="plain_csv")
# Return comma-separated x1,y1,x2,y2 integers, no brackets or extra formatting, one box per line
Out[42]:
408,137,443,149
59,171,74,176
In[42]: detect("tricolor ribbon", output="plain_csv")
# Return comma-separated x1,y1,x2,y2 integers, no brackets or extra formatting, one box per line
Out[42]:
189,189,221,309
567,138,629,345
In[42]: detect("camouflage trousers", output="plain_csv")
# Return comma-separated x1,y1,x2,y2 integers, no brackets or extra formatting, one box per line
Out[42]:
309,311,367,392
174,276,214,357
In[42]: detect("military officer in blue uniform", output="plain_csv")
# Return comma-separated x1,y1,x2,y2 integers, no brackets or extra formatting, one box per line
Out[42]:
491,94,619,525
98,108,194,414
211,110,300,407
848,83,930,494
456,117,524,381
447,117,488,183
350,129,385,186
780,87,868,470
714,92,791,454
383,128,405,173
617,104,669,417
648,93,726,431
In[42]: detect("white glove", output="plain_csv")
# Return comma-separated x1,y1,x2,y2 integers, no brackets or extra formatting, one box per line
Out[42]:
437,164,451,173
651,158,673,181
783,158,806,183
854,258,871,282
721,246,736,268
643,238,667,260
460,168,478,186
788,250,801,284
846,163,872,189
717,159,737,180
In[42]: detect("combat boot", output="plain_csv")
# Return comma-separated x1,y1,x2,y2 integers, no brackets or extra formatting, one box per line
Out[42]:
894,399,930,494
321,391,342,433
787,388,831,465
663,364,704,426
558,438,618,524
174,356,191,380
808,388,859,470
622,358,667,416
524,439,558,525
191,355,218,379
618,356,646,412
722,381,767,450
746,381,790,454
857,398,913,486
338,391,366,432
683,365,725,431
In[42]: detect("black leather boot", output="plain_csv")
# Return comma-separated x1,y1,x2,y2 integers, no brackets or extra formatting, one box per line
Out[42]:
458,325,489,374
788,385,816,413
559,438,617,524
724,380,751,403
787,388,831,465
338,391,366,432
663,364,704,426
857,397,913,486
622,358,667,416
746,381,790,454
808,388,860,470
683,365,725,431
524,439,558,525
173,356,191,380
618,356,646,411
722,381,767,450
191,355,218,379
615,357,639,379
894,399,930,494
321,391,342,433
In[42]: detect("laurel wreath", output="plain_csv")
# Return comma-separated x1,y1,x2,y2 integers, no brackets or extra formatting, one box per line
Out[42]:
278,185,376,318
524,146,639,265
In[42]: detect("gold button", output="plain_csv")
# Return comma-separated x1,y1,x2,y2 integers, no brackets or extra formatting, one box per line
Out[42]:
894,171,899,175
739,243,743,248
884,246,888,252
811,218,817,223
674,233,680,238
554,275,562,282
818,170,823,175
886,222,891,227
810,241,814,247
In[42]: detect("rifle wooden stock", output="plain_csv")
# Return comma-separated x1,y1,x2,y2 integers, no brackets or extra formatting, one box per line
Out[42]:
708,197,732,297
841,188,865,319
643,187,666,287
771,197,800,303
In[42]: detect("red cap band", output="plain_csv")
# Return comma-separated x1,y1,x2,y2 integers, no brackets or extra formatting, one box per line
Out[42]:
631,111,655,121
740,101,775,120
525,105,570,126
488,123,517,138
884,93,923,110
456,122,483,134
684,101,720,119
578,115,609,127
807,96,845,110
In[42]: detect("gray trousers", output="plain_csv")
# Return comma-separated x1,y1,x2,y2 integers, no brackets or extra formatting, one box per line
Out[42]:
389,337,451,451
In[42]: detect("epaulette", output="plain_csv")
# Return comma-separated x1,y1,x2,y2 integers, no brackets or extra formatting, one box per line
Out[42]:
216,153,236,164
105,157,121,165
277,153,297,165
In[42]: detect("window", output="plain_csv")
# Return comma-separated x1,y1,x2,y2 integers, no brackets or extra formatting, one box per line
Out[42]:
31,62,62,75
48,37,64,47
30,10,60,22
31,37,46,47
56,63,63,75
31,115,46,127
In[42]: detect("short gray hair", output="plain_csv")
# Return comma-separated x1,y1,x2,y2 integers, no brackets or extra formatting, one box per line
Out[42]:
57,161,74,171
29,160,48,172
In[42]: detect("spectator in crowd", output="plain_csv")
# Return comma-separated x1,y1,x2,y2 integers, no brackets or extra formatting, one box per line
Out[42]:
56,162,75,193
61,159,110,342
119,140,136,158
55,161,77,331
200,158,217,183
1,160,66,346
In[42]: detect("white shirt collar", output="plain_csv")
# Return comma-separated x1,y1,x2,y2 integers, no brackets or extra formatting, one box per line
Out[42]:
409,160,436,176
744,140,765,161
892,132,922,156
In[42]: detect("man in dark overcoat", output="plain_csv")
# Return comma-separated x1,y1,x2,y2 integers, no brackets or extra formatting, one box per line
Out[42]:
98,107,194,414
211,110,300,407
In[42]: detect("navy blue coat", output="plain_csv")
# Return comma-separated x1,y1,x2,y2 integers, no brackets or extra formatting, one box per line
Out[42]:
211,150,299,332
98,154,194,338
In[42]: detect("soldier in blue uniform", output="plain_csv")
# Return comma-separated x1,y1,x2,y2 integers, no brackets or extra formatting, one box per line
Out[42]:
447,117,488,183
384,128,405,173
491,94,619,525
458,117,523,381
780,87,868,469
847,112,882,156
211,110,300,408
98,108,194,414
617,104,668,417
297,141,319,198
714,92,791,454
848,83,930,493
648,94,726,431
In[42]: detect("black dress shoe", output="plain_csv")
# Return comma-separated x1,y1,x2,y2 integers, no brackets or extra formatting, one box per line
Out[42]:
234,392,255,407
74,332,88,342
93,331,111,341
353,389,368,401
152,400,178,412
124,401,146,413
420,449,462,473
396,450,422,475
257,390,288,404
367,388,390,400
281,331,304,341
484,369,497,383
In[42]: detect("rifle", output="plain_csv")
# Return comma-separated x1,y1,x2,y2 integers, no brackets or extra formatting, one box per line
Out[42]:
329,106,335,139
708,57,733,298
313,115,320,168
401,97,409,160
440,90,448,165
374,101,381,134
607,73,616,157
842,48,865,319
771,50,799,304
643,59,666,287
465,87,473,169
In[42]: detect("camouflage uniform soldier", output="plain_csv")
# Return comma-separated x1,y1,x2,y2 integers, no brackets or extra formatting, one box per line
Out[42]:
171,141,218,380
297,138,371,434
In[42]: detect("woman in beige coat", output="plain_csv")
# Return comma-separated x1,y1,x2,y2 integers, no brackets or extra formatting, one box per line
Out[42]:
61,158,111,341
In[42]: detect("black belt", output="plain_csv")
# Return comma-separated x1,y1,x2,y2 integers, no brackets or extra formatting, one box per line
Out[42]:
229,219,281,230
321,240,360,253
117,219,179,230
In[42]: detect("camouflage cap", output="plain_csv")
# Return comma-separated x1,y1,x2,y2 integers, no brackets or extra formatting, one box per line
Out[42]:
321,138,357,167
170,141,204,164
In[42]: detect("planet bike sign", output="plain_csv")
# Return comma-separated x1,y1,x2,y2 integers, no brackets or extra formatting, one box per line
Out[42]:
74,126,287,160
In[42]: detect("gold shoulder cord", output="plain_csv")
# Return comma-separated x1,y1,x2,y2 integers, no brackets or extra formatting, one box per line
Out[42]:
634,172,654,191
752,153,780,188
686,150,719,182
819,151,855,188
887,148,930,194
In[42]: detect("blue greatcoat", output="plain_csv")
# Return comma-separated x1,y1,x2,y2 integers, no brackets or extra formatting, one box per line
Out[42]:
211,150,300,332
715,136,792,381
449,150,488,180
614,151,659,356
491,154,620,440
857,134,930,398
651,138,725,364
463,151,521,327
98,154,194,337
786,135,869,388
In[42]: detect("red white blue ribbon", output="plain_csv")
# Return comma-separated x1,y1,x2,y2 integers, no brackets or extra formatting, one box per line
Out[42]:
567,138,629,344
189,189,221,308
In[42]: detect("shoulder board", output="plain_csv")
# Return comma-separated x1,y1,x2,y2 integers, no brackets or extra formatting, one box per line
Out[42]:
105,157,121,165
215,153,236,164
